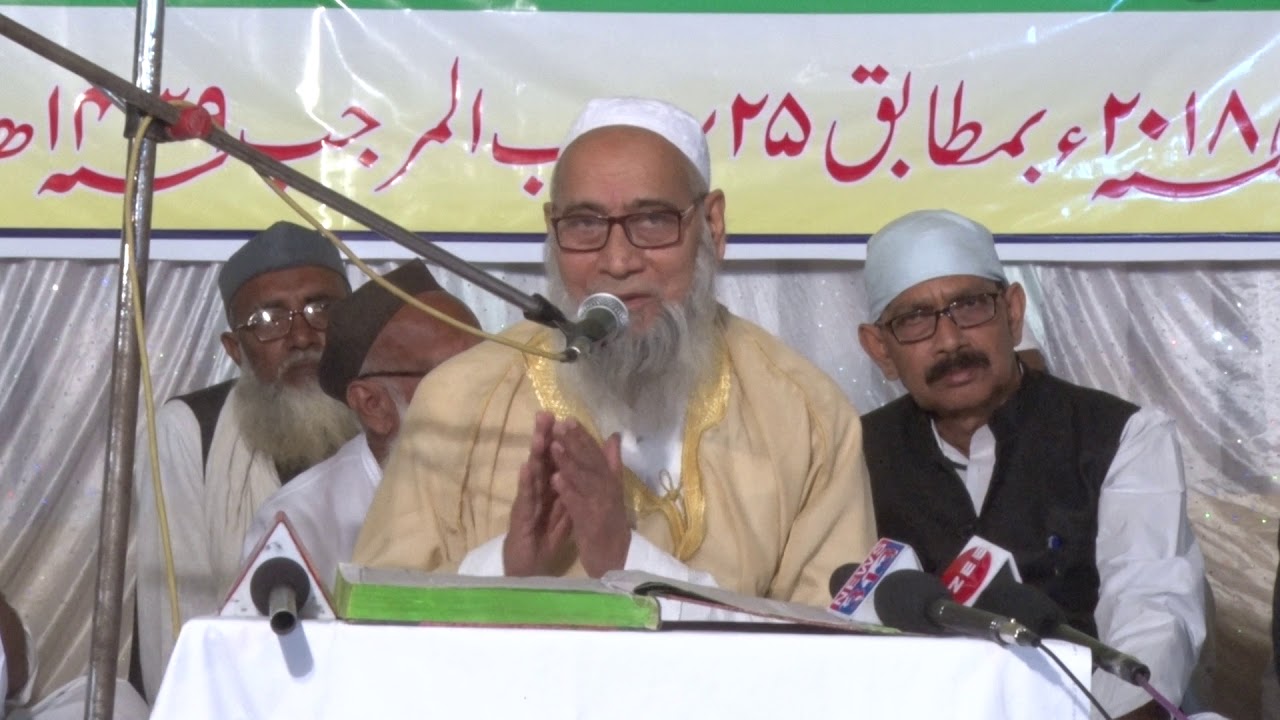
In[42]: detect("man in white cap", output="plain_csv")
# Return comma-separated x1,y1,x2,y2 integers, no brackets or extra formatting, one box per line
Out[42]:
857,209,1206,719
354,97,875,608
134,221,357,699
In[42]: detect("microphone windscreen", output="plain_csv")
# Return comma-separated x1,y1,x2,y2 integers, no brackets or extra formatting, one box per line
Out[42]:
578,293,629,339
828,563,860,599
941,535,1021,604
873,570,950,635
971,573,1065,635
249,557,312,616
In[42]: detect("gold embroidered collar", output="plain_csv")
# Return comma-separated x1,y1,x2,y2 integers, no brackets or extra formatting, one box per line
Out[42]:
525,329,730,561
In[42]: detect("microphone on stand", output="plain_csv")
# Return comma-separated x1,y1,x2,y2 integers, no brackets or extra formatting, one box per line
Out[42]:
973,572,1151,685
563,293,629,360
941,536,1152,686
827,538,923,624
872,569,1039,648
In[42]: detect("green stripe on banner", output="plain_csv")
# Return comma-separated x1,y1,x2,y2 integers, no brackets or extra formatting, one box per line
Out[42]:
7,0,1280,11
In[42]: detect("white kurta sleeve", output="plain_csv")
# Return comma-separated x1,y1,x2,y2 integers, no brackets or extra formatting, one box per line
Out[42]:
457,534,505,576
0,625,37,718
1,635,7,714
134,399,218,702
1091,407,1207,717
459,533,716,585
240,505,273,567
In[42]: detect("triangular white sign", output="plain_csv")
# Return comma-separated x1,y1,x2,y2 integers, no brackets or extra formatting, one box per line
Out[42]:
220,511,336,620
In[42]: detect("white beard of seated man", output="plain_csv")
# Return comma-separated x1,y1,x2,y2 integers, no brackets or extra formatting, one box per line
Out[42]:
234,349,359,481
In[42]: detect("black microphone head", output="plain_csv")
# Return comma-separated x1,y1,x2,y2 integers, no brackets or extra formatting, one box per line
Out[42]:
873,570,951,635
828,563,860,599
249,557,311,616
972,573,1065,636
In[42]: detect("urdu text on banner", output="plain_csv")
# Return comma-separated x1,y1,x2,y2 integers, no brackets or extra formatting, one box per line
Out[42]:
1,0,1279,262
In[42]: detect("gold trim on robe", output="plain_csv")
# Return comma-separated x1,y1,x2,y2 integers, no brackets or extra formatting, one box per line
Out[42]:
524,328,730,561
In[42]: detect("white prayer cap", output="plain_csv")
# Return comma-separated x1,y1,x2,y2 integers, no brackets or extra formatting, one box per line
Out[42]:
562,97,711,184
864,209,1007,319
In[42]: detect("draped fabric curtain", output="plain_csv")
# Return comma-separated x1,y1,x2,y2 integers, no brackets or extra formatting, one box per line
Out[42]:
0,256,1274,718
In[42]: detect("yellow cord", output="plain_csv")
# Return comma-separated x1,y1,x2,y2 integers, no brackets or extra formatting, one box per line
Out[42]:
126,102,572,645
261,176,569,362
123,115,182,639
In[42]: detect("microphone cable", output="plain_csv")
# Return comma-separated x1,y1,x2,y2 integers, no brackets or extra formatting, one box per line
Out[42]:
264,176,571,363
124,113,181,640
123,98,591,646
1034,641,1114,720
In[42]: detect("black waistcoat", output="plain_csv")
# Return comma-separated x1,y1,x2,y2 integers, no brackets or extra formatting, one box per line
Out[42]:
862,369,1137,637
173,379,235,470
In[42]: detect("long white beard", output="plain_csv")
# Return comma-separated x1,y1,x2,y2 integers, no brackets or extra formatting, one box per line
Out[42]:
233,353,360,479
547,232,720,438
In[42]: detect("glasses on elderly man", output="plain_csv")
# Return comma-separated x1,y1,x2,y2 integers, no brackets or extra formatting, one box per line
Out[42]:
355,370,427,380
880,290,1004,344
233,300,332,342
550,196,706,253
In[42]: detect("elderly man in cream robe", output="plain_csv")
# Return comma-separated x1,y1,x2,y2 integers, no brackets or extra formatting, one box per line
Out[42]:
354,97,876,608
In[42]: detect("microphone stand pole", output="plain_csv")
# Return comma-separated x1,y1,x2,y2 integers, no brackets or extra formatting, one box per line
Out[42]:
83,0,164,717
0,11,575,720
0,12,569,332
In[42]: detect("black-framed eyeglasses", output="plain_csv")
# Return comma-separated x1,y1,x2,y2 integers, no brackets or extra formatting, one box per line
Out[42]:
550,195,706,253
879,290,1004,344
233,300,332,343
355,370,427,381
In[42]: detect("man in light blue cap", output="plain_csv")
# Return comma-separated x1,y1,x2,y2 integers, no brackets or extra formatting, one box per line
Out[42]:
857,209,1207,720
134,221,357,700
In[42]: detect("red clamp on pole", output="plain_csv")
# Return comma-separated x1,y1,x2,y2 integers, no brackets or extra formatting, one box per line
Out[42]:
165,104,213,141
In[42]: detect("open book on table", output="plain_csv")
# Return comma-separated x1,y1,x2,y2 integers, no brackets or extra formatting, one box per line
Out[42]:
334,564,890,634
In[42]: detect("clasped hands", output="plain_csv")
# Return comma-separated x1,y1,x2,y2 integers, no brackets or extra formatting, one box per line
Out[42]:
503,411,631,578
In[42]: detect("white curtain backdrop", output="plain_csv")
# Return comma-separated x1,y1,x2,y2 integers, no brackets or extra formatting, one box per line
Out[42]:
0,255,1275,718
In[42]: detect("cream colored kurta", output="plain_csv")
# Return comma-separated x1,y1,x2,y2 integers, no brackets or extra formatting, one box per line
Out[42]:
353,310,876,608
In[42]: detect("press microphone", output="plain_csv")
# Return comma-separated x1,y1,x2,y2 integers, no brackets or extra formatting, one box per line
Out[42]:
249,556,312,635
940,534,1022,604
564,293,629,360
828,538,922,624
873,569,1039,647
973,574,1151,685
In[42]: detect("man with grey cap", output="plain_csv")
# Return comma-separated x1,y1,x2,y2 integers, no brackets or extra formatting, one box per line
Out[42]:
857,209,1206,719
239,260,480,590
355,97,875,609
134,220,356,699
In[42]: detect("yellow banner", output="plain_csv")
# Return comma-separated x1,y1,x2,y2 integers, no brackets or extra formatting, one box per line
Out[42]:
2,7,1279,260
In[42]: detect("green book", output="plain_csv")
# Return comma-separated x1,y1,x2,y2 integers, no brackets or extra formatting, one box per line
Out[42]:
333,564,661,630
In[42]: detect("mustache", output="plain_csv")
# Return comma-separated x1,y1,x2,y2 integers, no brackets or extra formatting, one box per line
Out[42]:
925,349,990,384
277,349,323,379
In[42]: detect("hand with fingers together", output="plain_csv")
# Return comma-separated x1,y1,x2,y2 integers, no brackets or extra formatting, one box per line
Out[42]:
549,418,632,578
504,411,574,576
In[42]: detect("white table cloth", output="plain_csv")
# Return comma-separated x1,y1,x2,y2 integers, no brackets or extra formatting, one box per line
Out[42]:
152,618,1092,719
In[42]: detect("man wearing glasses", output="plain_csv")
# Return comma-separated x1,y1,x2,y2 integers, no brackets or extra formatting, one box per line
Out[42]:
857,209,1206,719
240,260,480,591
135,221,356,699
355,97,876,609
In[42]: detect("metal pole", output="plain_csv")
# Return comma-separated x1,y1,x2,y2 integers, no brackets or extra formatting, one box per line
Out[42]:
84,0,164,716
0,12,567,330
